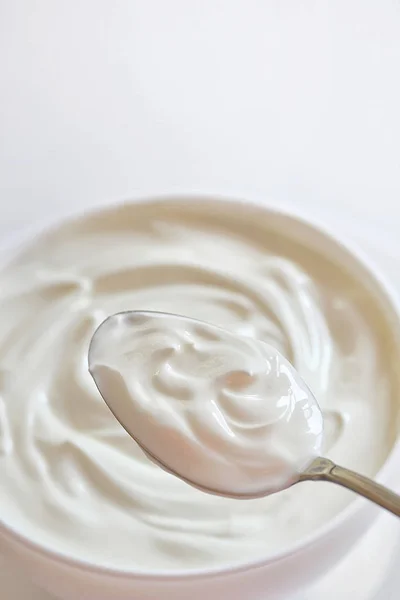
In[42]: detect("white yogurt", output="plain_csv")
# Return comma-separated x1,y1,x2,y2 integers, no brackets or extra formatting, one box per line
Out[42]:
89,311,324,497
0,200,396,571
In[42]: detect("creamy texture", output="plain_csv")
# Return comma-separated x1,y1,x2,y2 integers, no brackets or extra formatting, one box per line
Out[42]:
0,200,396,571
89,311,324,496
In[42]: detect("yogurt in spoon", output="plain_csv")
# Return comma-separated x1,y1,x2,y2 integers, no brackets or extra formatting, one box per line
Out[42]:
89,310,324,497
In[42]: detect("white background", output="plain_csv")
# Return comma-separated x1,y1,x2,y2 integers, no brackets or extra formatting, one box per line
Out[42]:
1,2,400,598
1,1,400,237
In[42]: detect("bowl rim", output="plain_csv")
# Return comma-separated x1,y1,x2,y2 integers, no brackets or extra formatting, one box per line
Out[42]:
1,193,399,581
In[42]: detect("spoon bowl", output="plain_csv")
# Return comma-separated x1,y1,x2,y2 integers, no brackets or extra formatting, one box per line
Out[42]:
89,310,400,516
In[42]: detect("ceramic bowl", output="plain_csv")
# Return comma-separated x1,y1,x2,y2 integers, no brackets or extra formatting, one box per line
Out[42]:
1,196,399,600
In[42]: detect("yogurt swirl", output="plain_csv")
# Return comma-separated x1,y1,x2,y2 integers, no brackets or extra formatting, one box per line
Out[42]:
0,199,395,570
89,311,324,497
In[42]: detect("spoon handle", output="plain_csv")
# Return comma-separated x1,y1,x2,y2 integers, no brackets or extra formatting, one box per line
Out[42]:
301,457,400,517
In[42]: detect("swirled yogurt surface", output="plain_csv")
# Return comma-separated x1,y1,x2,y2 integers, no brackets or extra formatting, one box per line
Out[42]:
89,311,324,497
0,199,396,571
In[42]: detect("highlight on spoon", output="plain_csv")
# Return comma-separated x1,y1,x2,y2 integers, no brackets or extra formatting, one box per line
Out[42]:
88,310,324,498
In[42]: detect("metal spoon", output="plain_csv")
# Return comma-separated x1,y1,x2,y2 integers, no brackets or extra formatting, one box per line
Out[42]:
88,310,400,518
298,457,400,517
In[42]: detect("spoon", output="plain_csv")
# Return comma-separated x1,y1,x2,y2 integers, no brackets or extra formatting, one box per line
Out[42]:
88,310,400,518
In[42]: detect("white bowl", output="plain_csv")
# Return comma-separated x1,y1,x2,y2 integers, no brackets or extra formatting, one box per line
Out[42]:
1,196,399,600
